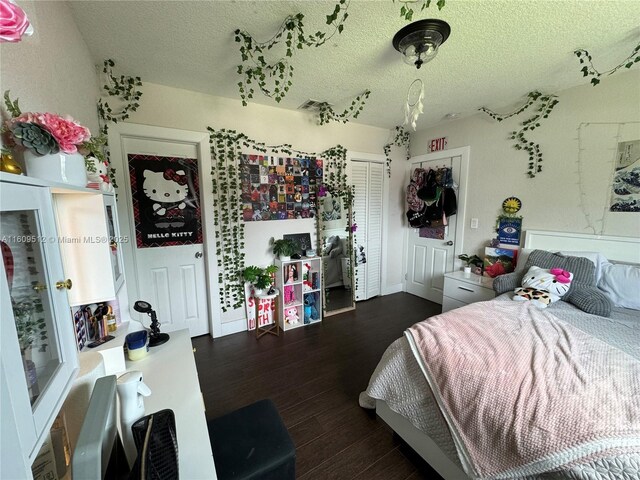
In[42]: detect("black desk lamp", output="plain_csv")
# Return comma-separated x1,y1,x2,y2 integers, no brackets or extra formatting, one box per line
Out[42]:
133,300,170,347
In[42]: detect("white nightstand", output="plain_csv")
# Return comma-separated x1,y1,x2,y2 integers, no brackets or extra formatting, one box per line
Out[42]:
442,271,495,313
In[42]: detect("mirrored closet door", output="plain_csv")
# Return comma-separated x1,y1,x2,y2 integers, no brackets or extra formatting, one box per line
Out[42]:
318,193,355,316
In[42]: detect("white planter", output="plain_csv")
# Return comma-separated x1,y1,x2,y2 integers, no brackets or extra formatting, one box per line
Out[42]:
463,266,471,277
278,255,291,261
24,150,87,187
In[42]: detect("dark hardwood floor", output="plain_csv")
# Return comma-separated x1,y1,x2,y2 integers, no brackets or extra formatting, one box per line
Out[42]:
192,292,444,479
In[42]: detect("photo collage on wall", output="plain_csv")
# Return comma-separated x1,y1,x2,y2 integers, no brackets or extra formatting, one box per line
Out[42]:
241,154,323,221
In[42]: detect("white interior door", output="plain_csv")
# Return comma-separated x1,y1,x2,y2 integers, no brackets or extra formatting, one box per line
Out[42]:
405,147,469,303
121,137,209,336
352,160,384,301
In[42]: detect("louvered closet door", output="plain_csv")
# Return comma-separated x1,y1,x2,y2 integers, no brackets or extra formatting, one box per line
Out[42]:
352,161,384,301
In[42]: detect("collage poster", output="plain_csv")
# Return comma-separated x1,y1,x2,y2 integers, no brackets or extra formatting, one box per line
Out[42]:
241,154,323,221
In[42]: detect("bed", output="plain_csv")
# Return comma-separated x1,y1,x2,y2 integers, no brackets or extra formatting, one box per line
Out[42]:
360,230,640,480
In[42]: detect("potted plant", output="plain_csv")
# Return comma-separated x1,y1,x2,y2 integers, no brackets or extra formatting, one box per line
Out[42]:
272,238,298,261
3,91,92,186
458,254,483,276
242,265,277,295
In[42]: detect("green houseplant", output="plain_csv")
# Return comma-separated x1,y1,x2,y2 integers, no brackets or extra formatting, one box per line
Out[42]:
242,265,278,294
272,238,298,261
458,253,483,276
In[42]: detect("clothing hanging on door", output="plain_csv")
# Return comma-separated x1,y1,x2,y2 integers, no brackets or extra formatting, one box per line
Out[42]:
406,166,457,228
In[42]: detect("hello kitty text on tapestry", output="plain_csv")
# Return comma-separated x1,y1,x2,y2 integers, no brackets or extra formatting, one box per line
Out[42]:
128,154,203,248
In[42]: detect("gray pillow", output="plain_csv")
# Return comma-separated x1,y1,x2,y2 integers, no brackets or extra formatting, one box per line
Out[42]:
494,250,612,317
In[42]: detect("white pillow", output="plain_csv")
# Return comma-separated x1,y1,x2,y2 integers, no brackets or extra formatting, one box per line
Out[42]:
598,263,640,310
514,248,533,273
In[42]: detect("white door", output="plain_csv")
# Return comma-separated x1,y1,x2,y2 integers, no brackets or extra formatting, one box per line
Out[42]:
405,147,469,303
352,160,384,301
120,137,210,336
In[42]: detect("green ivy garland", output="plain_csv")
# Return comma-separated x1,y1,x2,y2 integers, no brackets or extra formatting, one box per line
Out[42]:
235,0,350,106
317,145,354,309
396,0,446,21
574,43,640,86
383,125,411,177
97,59,144,188
207,127,351,312
316,90,371,125
480,91,559,178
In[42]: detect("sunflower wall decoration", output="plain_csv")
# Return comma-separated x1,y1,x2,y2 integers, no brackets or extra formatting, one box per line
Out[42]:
495,197,523,247
502,196,522,215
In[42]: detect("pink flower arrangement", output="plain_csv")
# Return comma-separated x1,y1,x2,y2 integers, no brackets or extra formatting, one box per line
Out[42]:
0,0,33,43
8,112,91,154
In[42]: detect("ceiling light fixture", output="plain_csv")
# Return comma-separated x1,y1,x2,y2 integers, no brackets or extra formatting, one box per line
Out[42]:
392,19,451,69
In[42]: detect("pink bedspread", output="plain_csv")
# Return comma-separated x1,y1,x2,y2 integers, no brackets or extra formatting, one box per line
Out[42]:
406,300,640,479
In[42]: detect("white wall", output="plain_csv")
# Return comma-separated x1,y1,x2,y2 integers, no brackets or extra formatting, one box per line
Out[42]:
411,71,640,258
125,83,404,332
0,1,99,134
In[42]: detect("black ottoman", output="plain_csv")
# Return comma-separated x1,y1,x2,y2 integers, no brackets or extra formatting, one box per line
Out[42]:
207,399,295,480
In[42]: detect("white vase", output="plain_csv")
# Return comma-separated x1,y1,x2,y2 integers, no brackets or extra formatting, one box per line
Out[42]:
24,150,87,187
463,266,471,277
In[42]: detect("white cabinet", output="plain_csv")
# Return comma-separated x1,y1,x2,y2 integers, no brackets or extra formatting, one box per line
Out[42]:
442,271,495,312
53,192,116,305
275,257,322,330
352,160,384,301
0,180,79,476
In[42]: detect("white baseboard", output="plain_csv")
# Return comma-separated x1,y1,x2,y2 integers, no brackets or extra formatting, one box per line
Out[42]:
382,283,403,296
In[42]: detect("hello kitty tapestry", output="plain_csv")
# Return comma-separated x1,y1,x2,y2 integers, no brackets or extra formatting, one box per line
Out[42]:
128,154,203,248
240,154,322,221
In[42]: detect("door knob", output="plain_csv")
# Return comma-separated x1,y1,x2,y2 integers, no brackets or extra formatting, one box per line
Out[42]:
195,252,203,259
55,279,73,290
445,241,453,246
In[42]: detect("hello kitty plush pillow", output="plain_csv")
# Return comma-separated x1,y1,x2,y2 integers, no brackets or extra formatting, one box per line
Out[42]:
513,266,573,309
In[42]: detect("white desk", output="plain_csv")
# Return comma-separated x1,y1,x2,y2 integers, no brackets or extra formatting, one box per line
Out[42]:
125,329,216,479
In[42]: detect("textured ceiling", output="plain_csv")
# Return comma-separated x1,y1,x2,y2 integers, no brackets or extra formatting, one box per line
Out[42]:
68,0,640,130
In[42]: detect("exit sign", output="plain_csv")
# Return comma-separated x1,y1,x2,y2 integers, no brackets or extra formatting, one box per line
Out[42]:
428,137,448,152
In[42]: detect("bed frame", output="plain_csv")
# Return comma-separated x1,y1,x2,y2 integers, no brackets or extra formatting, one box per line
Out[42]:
376,229,640,480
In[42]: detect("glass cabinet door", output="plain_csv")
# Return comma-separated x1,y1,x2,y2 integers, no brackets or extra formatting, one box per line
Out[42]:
104,194,124,291
0,182,78,460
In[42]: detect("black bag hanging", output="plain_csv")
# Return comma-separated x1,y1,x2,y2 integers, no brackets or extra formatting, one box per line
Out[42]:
417,169,438,201
443,187,457,216
406,205,430,228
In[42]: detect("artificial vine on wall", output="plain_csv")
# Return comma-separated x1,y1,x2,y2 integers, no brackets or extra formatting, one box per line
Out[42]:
480,91,559,178
234,0,350,106
207,127,352,312
383,125,411,177
317,90,371,125
574,43,640,86
96,59,144,188
396,0,445,21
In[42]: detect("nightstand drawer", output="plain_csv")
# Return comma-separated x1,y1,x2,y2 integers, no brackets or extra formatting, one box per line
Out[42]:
443,278,495,304
442,296,467,313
